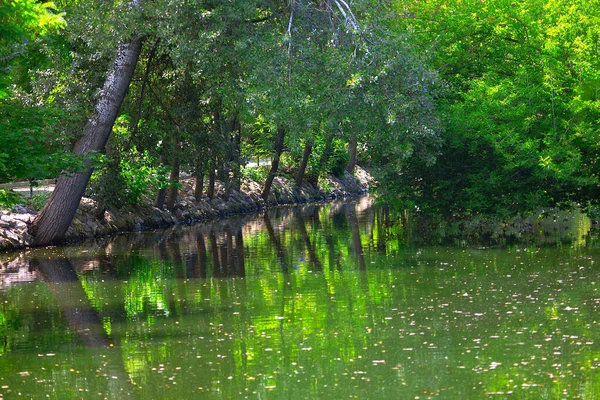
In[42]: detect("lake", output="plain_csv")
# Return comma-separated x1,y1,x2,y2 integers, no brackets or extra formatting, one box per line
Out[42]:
1,197,599,399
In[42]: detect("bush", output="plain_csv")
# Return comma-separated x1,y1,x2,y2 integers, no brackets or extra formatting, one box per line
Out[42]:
88,149,170,209
29,191,52,211
241,165,269,185
327,138,349,178
0,189,23,210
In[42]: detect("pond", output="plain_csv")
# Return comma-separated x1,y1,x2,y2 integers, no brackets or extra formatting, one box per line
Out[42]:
1,197,599,399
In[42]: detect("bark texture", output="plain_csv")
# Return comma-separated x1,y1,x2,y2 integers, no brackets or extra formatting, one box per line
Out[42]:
31,36,143,245
295,140,312,187
194,173,204,201
262,126,286,201
346,132,357,173
166,136,180,211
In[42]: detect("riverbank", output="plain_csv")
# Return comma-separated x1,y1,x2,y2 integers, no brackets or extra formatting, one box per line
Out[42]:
0,167,374,251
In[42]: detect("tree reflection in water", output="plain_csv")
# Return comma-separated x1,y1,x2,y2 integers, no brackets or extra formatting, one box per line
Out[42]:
2,197,599,399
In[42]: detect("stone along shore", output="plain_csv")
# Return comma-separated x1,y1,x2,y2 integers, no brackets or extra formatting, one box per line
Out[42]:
0,167,374,251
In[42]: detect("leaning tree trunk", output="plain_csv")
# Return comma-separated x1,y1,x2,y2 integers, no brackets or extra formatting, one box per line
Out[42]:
295,140,312,187
30,36,143,246
262,126,286,201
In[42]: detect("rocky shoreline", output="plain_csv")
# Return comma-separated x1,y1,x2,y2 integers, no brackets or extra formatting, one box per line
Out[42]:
0,167,374,251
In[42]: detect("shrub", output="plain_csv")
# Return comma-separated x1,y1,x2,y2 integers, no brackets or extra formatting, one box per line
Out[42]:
0,189,23,210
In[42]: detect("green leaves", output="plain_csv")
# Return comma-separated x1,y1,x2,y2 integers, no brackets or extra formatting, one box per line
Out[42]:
386,0,600,216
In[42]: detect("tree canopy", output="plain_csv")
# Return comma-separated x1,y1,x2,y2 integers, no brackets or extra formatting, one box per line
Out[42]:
2,0,600,239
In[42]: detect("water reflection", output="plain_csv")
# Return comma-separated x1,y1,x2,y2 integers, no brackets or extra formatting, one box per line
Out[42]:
1,198,600,399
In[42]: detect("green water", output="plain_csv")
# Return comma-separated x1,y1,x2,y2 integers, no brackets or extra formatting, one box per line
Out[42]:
1,198,600,399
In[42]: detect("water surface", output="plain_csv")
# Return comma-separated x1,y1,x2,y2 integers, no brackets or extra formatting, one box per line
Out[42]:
1,198,599,399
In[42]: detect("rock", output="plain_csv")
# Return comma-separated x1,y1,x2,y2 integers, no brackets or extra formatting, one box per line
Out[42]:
0,167,373,250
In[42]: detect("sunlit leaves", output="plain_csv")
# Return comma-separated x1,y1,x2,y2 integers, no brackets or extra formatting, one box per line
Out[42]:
389,0,600,215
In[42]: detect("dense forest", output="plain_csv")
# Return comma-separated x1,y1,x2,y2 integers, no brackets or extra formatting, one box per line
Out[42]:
1,0,600,244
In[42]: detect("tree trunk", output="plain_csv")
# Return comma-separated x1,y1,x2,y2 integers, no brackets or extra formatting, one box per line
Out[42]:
130,38,159,141
194,173,204,201
295,140,312,187
318,131,335,175
208,158,216,200
230,116,242,192
346,132,357,173
262,126,286,201
30,35,143,245
166,136,180,211
220,164,231,200
155,188,166,210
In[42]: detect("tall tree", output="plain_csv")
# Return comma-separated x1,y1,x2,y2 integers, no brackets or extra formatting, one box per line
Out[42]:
31,24,143,244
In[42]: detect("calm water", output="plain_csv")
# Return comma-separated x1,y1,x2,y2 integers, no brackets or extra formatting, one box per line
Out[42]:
1,197,600,399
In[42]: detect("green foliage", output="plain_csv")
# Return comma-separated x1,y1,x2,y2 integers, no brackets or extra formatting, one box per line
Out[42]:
29,191,52,211
327,139,349,178
387,0,600,216
0,189,23,210
119,151,170,206
240,166,269,185
0,0,65,98
0,100,83,184
89,149,169,209
317,176,332,192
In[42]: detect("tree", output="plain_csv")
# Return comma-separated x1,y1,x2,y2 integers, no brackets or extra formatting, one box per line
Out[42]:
0,0,81,194
389,0,600,216
31,19,143,244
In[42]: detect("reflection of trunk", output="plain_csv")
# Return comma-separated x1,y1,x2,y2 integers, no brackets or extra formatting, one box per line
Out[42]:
325,232,338,271
33,254,110,347
166,136,180,211
297,213,322,271
158,236,170,261
31,34,144,245
295,141,312,187
234,228,245,277
168,234,186,317
226,226,235,275
194,173,204,201
32,250,134,397
264,213,288,273
210,230,221,276
346,132,357,173
195,231,207,279
262,126,286,201
375,208,388,252
348,208,365,270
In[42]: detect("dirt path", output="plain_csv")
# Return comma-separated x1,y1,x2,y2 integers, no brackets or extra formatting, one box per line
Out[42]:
0,179,56,199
